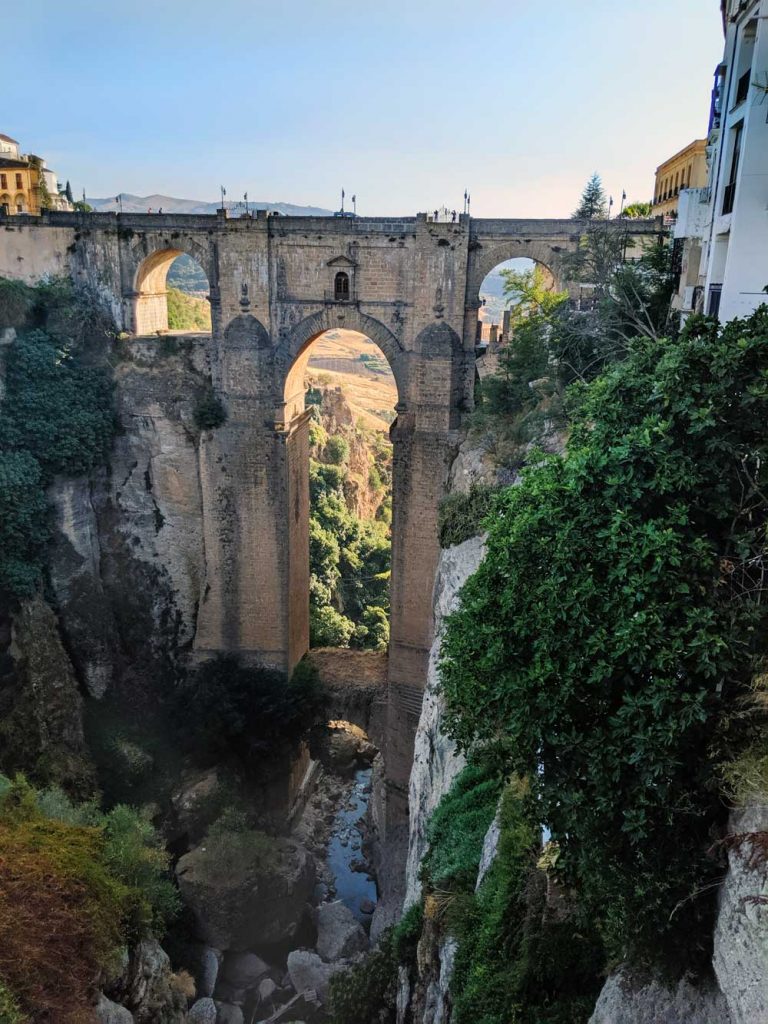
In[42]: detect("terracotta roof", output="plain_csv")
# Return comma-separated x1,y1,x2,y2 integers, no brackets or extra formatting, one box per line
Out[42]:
0,134,19,144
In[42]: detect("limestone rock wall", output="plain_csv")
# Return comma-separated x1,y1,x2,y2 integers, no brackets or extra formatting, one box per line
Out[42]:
49,337,212,692
713,801,768,1023
403,533,486,911
0,595,94,793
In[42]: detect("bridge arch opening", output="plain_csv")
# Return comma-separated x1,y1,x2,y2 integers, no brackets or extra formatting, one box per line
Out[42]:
133,250,211,337
477,256,558,350
282,327,399,664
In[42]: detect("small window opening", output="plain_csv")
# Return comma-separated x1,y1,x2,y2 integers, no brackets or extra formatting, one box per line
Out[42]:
334,271,350,302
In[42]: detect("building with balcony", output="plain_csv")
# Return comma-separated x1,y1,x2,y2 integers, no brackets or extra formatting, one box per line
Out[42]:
651,139,708,221
0,133,72,215
673,1,768,322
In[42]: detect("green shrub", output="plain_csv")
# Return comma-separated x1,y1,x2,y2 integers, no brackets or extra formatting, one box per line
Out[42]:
325,435,350,465
310,604,356,648
174,654,325,766
328,930,398,1024
0,278,34,330
0,777,130,1024
450,780,603,1024
421,762,503,893
101,804,180,938
197,812,279,878
29,782,179,938
438,485,498,548
166,286,211,332
193,389,227,430
392,901,423,962
0,280,116,598
0,980,28,1024
440,309,768,972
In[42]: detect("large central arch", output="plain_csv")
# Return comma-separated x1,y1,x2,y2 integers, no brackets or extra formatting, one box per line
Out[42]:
278,312,402,666
279,307,407,423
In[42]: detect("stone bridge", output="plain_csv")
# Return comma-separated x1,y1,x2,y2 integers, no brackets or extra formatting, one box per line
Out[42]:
0,208,660,790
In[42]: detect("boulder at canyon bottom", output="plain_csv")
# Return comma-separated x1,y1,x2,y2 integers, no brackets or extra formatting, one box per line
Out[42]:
176,836,315,950
316,900,369,961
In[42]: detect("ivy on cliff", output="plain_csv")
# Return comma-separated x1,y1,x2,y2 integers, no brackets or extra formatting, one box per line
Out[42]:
0,277,116,598
440,309,768,971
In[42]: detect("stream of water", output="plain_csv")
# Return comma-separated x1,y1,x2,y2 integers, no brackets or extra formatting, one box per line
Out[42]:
325,766,378,922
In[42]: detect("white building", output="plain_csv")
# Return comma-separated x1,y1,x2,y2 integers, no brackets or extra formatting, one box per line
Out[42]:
674,0,768,322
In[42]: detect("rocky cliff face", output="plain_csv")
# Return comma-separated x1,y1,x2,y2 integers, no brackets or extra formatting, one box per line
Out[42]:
49,337,211,698
396,532,487,1023
403,535,485,912
0,595,94,794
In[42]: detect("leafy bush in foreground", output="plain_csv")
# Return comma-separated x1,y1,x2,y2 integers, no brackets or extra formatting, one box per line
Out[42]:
0,776,178,1023
440,310,768,971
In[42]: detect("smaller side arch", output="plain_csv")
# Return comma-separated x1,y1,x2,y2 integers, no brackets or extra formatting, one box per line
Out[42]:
128,239,213,336
468,239,570,307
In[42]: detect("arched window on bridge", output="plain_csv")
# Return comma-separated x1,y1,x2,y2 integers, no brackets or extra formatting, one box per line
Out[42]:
334,271,350,302
282,327,398,660
133,250,211,337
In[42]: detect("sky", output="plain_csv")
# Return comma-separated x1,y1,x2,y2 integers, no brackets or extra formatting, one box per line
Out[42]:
4,1,723,218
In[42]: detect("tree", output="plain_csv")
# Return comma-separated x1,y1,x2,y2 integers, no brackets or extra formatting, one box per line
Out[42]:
441,308,768,971
572,173,607,220
620,201,652,219
500,265,567,328
64,181,74,204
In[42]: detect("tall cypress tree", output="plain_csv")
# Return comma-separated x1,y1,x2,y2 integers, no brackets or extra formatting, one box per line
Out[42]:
573,172,607,219
65,180,74,204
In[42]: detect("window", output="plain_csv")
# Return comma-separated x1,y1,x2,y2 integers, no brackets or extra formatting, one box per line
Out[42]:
0,174,6,189
15,173,22,189
722,121,743,214
709,64,725,131
735,70,751,106
334,271,350,301
708,284,722,318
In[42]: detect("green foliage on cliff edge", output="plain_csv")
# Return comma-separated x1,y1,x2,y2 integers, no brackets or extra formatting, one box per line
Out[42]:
0,775,178,1024
174,654,326,767
0,276,116,598
440,309,768,972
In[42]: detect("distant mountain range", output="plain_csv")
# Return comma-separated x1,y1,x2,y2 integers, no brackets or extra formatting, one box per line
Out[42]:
85,193,333,217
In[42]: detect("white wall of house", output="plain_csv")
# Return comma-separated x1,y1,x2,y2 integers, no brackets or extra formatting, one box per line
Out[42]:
676,0,768,322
